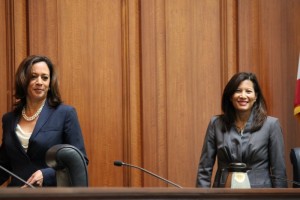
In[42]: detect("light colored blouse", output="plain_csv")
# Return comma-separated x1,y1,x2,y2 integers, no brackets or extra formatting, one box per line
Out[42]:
15,124,32,152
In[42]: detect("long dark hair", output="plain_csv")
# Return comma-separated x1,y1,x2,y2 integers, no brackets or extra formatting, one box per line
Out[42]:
14,55,62,112
220,72,267,132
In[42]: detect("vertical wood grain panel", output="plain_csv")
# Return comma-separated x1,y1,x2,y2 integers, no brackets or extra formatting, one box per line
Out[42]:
220,0,238,86
141,0,168,187
120,0,142,187
28,0,58,60
141,0,223,187
238,0,261,72
59,0,124,187
12,0,28,66
165,0,222,187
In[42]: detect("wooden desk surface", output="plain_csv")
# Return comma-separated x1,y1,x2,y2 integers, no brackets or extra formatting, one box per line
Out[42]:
0,187,299,200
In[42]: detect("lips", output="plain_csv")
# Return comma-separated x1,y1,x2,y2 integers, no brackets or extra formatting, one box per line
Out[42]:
237,101,248,106
34,89,44,93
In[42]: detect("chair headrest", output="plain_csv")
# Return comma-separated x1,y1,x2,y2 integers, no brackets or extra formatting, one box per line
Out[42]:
45,144,88,187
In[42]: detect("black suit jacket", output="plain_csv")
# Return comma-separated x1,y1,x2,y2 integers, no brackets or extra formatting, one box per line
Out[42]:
0,101,88,187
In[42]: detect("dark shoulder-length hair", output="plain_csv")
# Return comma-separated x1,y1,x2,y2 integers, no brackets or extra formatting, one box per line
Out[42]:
14,55,62,112
220,72,267,132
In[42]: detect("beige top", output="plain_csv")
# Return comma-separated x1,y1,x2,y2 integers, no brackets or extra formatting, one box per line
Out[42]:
15,124,32,152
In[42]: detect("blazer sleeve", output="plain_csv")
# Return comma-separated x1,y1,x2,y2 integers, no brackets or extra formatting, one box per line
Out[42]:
196,117,217,187
40,168,56,186
62,107,89,165
269,118,287,188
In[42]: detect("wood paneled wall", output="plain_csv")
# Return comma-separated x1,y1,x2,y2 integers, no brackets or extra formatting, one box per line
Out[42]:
1,0,300,187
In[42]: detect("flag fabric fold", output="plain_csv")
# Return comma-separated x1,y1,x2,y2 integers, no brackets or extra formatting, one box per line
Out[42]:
294,54,300,120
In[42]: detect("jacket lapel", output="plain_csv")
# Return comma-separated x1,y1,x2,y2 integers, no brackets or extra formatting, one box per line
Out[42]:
29,101,53,141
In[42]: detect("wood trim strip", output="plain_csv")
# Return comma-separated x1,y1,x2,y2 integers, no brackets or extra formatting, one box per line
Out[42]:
220,0,238,87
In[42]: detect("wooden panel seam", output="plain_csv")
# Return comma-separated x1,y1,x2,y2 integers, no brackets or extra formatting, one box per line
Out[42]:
220,0,238,87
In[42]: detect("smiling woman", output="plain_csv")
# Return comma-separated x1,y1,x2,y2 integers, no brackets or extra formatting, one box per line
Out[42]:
0,55,88,187
196,72,287,188
230,79,257,134
231,80,257,113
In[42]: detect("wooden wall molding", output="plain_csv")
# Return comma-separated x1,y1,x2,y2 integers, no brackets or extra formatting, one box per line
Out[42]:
220,0,238,87
121,0,143,187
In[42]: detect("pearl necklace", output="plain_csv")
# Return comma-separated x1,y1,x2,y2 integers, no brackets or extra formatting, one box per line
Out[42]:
22,101,45,121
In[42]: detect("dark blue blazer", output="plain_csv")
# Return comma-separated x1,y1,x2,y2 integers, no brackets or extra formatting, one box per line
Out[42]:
0,101,88,187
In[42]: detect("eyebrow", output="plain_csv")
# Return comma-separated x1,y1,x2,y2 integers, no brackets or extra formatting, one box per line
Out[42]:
31,72,49,76
236,88,254,90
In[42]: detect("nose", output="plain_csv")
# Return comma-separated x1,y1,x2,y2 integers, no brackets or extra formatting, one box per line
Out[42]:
239,91,246,98
35,76,42,85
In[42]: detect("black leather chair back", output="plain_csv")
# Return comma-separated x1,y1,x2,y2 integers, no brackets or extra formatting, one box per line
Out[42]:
290,147,300,188
46,144,88,187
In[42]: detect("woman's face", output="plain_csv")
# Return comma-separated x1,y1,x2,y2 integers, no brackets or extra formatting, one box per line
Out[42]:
27,61,50,103
231,80,257,113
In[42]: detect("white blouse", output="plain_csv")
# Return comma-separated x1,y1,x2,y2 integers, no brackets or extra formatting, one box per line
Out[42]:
15,124,32,152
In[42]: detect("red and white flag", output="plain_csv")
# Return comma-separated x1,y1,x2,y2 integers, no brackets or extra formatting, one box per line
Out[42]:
294,53,300,120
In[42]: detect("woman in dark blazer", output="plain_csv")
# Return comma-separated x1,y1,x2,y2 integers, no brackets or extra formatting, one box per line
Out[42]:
0,55,88,187
196,72,287,188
